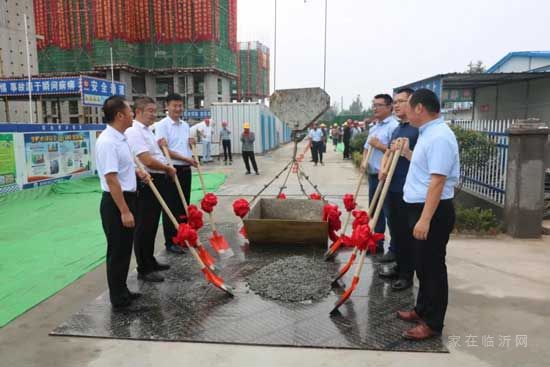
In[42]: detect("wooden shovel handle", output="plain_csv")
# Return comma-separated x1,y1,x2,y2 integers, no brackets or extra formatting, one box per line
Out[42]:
161,146,189,215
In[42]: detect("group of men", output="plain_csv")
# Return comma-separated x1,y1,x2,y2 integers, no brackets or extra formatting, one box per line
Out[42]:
96,93,198,309
361,88,459,341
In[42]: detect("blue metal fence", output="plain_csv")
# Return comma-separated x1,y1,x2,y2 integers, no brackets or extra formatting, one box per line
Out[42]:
452,120,513,206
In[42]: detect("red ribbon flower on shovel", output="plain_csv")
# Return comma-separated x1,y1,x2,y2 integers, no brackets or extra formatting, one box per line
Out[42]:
277,193,287,200
351,223,384,254
181,204,203,230
233,198,250,238
309,193,322,200
343,194,356,212
172,223,198,248
323,203,342,242
201,193,218,213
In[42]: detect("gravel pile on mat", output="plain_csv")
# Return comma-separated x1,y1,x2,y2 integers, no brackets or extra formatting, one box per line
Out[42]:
247,256,334,302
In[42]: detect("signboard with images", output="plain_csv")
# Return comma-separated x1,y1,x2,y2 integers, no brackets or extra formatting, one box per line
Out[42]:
184,109,211,120
442,88,473,103
81,76,126,107
23,131,92,187
0,133,16,187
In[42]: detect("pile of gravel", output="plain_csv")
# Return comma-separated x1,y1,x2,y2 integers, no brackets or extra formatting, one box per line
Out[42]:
247,256,334,302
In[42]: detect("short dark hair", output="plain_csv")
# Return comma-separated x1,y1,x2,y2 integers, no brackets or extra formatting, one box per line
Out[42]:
102,95,127,124
374,93,393,106
166,93,183,104
409,89,441,114
396,88,415,97
134,96,156,112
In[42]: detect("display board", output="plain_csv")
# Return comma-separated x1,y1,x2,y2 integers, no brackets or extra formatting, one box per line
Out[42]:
0,133,16,187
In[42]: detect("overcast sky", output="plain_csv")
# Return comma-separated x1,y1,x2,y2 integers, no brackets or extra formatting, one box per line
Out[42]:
237,0,550,110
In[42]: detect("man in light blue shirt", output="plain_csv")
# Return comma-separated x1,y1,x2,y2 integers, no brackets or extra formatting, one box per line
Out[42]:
308,122,325,166
360,94,399,253
396,89,459,342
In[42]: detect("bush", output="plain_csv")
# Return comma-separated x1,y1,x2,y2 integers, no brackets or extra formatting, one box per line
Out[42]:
352,151,363,167
455,205,501,235
350,130,369,153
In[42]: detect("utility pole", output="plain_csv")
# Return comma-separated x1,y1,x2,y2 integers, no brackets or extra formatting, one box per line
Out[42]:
323,0,328,91
273,0,277,92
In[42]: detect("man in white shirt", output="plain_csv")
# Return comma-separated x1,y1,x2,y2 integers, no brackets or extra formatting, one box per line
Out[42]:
154,93,198,254
308,122,325,166
95,95,149,309
199,118,214,163
125,97,175,282
360,94,399,254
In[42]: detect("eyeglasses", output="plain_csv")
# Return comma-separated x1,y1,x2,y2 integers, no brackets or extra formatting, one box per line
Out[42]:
372,103,389,108
393,99,409,105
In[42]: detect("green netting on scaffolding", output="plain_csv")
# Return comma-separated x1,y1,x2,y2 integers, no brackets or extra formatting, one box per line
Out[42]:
0,172,226,327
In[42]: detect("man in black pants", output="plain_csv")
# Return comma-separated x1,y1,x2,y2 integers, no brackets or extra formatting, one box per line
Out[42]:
342,120,351,159
241,122,259,175
308,122,325,166
396,89,459,341
154,94,198,254
377,88,418,291
126,97,175,282
95,96,150,309
220,120,232,165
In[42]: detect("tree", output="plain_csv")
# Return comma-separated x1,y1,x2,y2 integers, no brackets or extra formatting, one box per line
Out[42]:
466,60,486,73
349,94,364,115
321,102,339,122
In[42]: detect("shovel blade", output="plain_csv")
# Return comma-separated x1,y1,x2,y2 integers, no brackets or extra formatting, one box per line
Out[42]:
324,237,342,260
332,251,357,285
239,225,248,239
197,245,217,271
330,275,359,314
210,231,234,259
201,268,234,297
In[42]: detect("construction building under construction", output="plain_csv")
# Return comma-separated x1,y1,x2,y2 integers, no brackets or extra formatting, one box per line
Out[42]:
231,41,270,102
31,0,239,122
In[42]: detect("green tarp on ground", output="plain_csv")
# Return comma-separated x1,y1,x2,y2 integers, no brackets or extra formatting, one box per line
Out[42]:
0,173,226,327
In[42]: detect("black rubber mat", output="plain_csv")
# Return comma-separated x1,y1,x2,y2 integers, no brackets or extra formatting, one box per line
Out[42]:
51,223,448,353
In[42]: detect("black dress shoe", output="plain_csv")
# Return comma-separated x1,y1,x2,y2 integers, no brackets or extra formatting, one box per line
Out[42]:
153,262,170,271
380,252,396,263
138,272,165,282
392,278,413,291
378,266,399,279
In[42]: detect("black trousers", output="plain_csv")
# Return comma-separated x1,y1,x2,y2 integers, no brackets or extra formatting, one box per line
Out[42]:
388,191,414,280
312,141,324,163
100,191,136,306
407,199,455,333
163,165,192,248
343,140,350,159
242,151,258,173
135,173,167,274
222,140,232,161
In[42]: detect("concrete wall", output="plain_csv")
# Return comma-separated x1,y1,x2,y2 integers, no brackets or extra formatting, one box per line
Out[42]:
203,74,230,107
473,78,550,122
492,56,550,73
0,0,38,78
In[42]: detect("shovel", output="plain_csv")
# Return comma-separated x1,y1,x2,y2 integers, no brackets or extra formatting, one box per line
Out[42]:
161,146,216,271
332,150,393,284
330,144,402,314
135,158,234,296
192,145,234,259
324,147,374,260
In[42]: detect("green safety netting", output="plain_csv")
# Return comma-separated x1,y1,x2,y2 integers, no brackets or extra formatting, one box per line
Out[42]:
0,173,225,327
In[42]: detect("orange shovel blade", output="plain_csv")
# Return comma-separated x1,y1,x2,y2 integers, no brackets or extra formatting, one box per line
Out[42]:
197,245,216,271
332,251,357,285
324,237,343,260
210,231,234,258
330,275,359,314
201,268,234,297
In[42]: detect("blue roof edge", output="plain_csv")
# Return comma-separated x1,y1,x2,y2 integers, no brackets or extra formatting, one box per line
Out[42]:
487,51,550,73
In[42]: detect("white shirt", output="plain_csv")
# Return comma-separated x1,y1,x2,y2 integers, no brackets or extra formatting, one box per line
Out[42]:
95,125,136,192
200,124,213,142
308,128,324,142
364,115,399,173
125,120,167,174
154,116,192,166
403,117,460,203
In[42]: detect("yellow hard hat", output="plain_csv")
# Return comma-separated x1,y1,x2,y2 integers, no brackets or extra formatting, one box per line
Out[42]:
243,122,250,129
343,121,348,126
333,124,337,127
320,123,326,127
